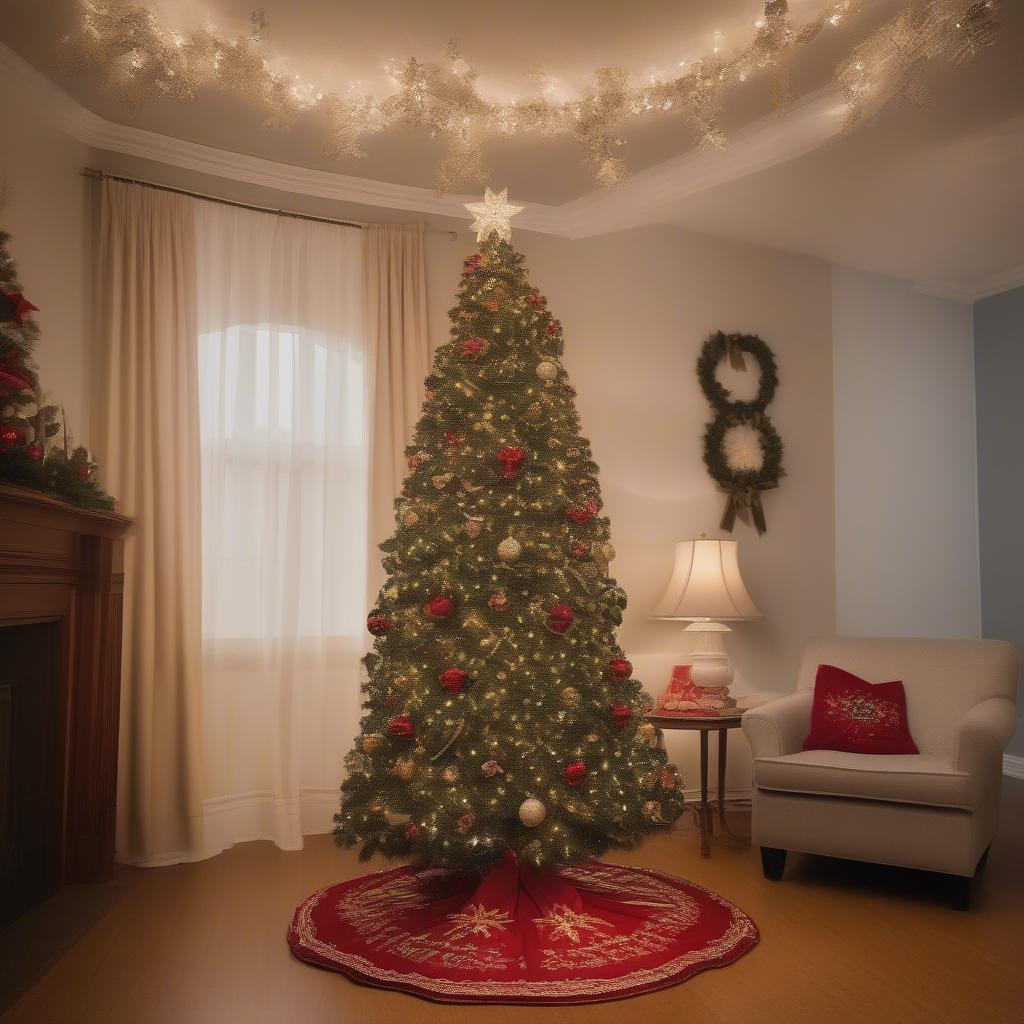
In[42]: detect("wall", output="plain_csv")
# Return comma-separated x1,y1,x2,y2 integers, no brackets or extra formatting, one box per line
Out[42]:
831,265,980,638
974,286,1024,757
89,153,839,793
0,60,92,440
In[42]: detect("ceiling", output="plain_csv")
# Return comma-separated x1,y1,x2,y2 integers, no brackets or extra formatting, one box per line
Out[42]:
0,0,1022,298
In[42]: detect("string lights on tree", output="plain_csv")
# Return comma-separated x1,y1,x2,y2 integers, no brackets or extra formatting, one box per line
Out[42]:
65,1,1003,194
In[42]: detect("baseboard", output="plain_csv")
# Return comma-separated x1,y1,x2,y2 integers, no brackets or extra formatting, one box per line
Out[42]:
681,786,752,803
1004,754,1024,780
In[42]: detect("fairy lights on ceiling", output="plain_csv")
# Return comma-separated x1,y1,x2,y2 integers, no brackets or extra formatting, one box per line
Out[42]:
64,1,1002,195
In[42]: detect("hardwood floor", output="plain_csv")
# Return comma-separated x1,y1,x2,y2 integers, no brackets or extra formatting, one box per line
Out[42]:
2,781,1023,1024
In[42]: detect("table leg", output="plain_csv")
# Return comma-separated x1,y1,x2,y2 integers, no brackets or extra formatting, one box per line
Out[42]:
699,729,710,858
717,729,728,833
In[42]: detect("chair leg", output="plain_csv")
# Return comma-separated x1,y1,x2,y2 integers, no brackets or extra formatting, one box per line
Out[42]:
976,844,991,873
760,846,786,880
949,874,972,911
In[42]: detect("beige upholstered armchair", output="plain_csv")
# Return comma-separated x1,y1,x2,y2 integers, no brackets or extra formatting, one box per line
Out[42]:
742,637,1019,909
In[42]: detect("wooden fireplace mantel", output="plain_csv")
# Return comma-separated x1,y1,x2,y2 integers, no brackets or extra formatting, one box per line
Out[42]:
0,482,132,900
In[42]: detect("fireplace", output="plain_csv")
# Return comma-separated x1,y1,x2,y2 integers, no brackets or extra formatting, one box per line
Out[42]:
0,483,131,924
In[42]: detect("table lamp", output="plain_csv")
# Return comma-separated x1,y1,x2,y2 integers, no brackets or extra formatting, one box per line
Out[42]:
651,536,761,695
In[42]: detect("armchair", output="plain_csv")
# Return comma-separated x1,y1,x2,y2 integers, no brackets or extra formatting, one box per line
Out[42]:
742,637,1019,909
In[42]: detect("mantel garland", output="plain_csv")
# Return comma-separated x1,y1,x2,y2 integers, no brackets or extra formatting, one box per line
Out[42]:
698,331,784,535
63,0,1003,195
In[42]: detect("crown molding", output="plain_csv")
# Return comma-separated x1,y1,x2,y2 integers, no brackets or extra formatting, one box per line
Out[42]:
913,263,1024,304
556,87,847,240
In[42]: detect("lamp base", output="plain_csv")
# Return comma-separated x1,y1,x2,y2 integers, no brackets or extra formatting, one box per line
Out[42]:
684,621,734,690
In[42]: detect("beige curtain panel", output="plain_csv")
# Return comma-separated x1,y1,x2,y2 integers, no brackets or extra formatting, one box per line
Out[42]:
92,184,431,867
364,223,432,603
93,179,205,865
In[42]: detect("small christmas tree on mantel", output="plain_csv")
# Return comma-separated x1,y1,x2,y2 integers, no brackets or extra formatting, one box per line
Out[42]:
0,231,114,510
288,190,758,1005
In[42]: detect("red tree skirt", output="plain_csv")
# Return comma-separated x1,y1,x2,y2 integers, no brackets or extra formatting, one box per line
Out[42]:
288,851,758,1004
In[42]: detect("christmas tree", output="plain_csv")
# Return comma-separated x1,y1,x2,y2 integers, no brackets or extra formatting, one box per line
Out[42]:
0,230,113,509
334,190,684,871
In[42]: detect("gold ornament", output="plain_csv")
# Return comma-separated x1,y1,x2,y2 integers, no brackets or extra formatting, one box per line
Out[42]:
643,800,669,824
561,686,580,708
518,797,546,827
465,516,484,539
361,733,383,755
487,589,510,612
497,537,522,562
431,473,453,489
521,401,544,424
402,507,419,527
638,721,658,743
660,764,682,791
442,764,460,783
536,360,559,383
392,757,415,781
464,187,524,243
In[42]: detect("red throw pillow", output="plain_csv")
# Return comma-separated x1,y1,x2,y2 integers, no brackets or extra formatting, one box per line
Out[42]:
803,664,919,755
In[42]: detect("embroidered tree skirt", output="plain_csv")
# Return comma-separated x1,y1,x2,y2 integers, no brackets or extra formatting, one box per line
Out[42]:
288,852,758,1004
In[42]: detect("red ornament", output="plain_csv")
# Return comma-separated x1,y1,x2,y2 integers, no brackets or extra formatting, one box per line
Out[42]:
367,613,392,636
608,657,633,681
445,429,465,447
440,667,468,694
463,253,482,275
526,294,545,306
611,703,632,725
0,426,25,447
404,823,421,841
562,384,577,396
387,715,415,738
77,462,91,480
0,291,39,325
547,602,575,634
407,454,421,470
546,320,561,337
461,337,487,359
570,541,589,559
456,812,477,834
423,594,454,621
487,590,509,612
496,445,526,480
564,760,588,786
26,442,43,461
565,499,598,525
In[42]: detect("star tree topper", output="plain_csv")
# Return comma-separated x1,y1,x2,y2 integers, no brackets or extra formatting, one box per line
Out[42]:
464,187,523,243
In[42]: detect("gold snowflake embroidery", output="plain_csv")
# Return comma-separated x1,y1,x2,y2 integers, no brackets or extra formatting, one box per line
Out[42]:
533,905,614,944
444,904,513,941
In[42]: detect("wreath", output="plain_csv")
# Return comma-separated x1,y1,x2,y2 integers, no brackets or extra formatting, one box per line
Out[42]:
696,331,778,416
698,332,785,534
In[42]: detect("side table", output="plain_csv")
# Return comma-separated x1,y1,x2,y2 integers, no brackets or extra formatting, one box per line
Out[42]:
647,713,747,858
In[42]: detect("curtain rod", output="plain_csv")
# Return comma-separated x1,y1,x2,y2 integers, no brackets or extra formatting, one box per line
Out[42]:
81,167,459,240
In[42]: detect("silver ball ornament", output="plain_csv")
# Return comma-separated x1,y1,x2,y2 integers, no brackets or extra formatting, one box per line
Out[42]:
535,360,559,382
518,797,546,827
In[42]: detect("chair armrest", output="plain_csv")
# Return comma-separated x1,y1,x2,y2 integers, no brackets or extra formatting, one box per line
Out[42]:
742,690,814,759
952,696,1017,778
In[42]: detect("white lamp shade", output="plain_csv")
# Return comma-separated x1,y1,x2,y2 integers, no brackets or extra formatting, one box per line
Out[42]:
651,538,761,621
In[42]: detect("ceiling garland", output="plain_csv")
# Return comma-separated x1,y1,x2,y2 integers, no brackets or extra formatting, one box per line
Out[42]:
65,0,1001,195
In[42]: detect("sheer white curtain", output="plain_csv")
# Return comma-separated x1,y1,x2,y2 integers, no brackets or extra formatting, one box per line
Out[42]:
195,203,367,853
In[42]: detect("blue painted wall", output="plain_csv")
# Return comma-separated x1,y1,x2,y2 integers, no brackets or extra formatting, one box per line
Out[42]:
974,286,1024,757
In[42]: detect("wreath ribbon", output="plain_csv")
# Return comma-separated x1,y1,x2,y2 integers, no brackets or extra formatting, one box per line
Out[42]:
723,334,747,372
720,482,777,535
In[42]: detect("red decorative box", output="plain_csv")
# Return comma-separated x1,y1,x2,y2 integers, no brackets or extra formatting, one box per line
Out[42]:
655,665,738,717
